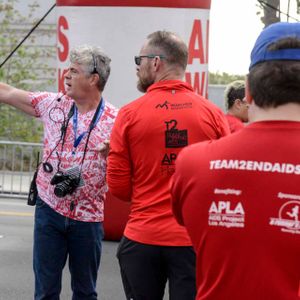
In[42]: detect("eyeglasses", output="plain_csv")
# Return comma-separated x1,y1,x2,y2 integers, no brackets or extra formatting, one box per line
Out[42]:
134,55,165,66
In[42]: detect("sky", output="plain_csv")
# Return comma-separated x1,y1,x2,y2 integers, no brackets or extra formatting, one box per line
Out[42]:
208,0,264,75
209,0,300,75
18,0,297,77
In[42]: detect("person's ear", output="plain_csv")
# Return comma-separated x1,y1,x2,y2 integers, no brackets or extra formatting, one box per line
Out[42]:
153,56,161,71
90,73,99,87
233,99,243,111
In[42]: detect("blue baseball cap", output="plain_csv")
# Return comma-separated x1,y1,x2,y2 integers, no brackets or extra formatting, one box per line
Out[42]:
249,22,300,70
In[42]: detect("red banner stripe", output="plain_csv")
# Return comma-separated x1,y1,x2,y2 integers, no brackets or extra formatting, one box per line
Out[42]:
56,0,211,9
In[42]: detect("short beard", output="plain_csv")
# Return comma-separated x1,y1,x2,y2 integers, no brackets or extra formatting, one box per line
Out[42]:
137,77,154,93
137,68,154,93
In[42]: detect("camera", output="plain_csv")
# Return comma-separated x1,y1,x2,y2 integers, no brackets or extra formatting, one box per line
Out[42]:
50,171,80,198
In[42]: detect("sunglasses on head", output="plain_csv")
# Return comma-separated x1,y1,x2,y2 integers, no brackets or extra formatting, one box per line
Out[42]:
134,55,165,66
91,54,98,74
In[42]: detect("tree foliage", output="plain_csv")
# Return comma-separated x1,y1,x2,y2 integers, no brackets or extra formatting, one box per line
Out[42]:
0,0,55,142
209,72,245,85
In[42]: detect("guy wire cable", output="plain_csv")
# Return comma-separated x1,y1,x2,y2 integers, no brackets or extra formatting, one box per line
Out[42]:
257,0,300,22
0,3,56,69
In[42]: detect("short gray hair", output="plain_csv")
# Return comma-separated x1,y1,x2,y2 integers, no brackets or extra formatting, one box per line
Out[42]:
147,31,188,71
69,45,111,91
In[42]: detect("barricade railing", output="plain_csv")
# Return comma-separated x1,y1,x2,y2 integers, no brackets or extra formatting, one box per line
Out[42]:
0,141,42,198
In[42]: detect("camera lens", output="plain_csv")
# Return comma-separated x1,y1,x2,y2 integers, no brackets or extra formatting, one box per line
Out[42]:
54,175,80,198
54,181,70,198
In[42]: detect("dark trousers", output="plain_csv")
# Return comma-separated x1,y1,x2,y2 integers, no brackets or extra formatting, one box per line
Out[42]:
117,236,196,300
33,196,103,300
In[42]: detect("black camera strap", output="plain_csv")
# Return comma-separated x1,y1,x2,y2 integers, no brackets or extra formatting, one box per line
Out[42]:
56,103,75,171
77,98,104,169
27,152,40,206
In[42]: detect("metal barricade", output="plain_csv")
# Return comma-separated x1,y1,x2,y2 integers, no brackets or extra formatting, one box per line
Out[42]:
0,141,42,198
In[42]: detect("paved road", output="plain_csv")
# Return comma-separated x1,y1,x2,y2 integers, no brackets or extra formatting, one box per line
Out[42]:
0,198,124,300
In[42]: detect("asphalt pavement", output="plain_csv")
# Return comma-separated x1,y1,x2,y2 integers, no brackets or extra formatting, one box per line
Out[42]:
0,198,124,300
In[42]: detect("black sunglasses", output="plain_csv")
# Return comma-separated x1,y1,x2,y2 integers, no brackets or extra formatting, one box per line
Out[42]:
134,55,165,66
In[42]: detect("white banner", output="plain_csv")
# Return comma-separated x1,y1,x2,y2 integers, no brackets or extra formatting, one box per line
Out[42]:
57,6,210,107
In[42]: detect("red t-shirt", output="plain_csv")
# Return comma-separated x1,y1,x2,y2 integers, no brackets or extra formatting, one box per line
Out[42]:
107,80,230,246
225,113,244,133
31,92,118,222
171,121,300,299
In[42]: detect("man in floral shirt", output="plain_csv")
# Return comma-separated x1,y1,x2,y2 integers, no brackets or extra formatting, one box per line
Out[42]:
0,45,118,299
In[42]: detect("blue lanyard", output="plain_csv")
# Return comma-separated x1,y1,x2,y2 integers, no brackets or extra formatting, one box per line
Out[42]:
72,99,105,152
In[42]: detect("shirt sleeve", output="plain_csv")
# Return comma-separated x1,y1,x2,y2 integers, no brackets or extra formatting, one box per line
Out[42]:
216,109,231,138
107,107,132,202
29,92,58,120
202,99,231,140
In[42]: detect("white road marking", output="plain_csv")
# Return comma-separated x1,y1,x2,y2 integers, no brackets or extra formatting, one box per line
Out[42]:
0,211,33,217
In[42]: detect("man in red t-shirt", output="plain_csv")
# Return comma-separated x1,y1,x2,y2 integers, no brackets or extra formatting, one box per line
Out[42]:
224,80,248,133
107,31,230,300
171,22,300,300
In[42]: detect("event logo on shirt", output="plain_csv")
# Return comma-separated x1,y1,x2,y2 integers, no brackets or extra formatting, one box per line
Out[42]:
160,153,177,176
208,201,245,228
156,101,193,110
269,200,300,235
165,119,188,148
161,153,177,165
156,101,170,109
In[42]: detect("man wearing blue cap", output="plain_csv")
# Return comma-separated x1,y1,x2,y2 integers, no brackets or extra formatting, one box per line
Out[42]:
170,22,300,300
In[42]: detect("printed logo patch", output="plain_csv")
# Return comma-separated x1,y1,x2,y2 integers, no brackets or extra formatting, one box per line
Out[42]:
155,100,192,110
208,201,245,228
160,153,177,176
156,101,170,109
165,119,188,148
269,200,300,234
161,153,177,165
